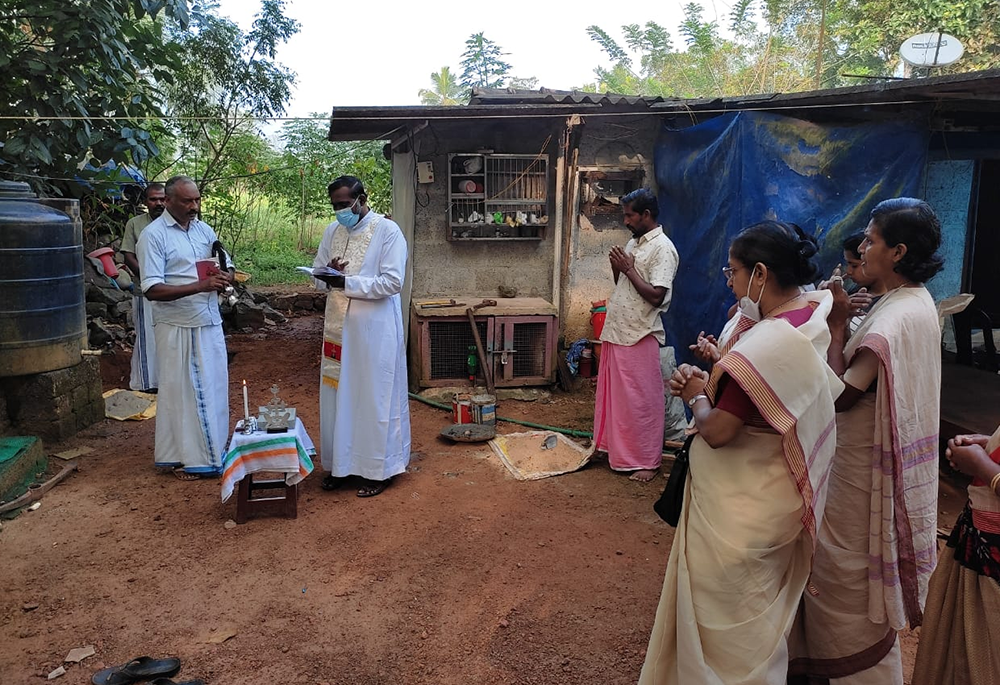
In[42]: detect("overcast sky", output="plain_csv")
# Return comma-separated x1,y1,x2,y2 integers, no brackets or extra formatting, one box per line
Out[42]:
214,0,737,117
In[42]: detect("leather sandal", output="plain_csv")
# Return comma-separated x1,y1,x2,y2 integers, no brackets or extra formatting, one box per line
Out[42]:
357,478,390,498
92,657,181,685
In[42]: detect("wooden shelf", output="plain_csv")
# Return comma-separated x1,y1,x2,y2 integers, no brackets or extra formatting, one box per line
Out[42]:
450,223,547,228
448,152,548,243
449,236,544,242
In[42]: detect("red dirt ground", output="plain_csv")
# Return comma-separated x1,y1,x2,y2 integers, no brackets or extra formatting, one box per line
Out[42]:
0,311,947,684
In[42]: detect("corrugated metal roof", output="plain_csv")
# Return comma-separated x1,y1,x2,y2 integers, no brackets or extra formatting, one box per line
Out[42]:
469,87,666,107
328,69,1000,141
650,68,1000,113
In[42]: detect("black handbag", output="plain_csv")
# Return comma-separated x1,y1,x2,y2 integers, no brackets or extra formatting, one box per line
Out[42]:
653,434,694,526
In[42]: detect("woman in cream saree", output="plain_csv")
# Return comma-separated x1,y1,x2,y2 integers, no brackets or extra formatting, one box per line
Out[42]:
640,222,842,685
790,198,945,684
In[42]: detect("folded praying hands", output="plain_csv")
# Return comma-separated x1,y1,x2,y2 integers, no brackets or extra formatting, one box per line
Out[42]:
670,363,709,402
689,331,721,363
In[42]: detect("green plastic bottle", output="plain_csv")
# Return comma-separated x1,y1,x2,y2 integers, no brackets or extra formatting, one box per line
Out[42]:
467,345,478,384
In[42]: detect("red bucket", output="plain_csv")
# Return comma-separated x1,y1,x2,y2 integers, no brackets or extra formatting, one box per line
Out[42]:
590,300,607,340
452,393,473,424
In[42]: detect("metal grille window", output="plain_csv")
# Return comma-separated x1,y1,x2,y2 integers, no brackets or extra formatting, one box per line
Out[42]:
448,153,548,241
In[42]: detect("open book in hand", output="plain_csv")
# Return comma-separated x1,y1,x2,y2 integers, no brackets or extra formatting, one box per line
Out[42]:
297,266,344,277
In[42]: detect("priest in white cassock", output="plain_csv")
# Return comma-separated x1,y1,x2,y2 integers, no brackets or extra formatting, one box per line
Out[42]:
313,176,411,498
137,175,232,480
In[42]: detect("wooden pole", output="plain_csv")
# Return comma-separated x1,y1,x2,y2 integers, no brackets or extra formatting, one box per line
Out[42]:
467,308,495,396
814,0,828,88
298,167,306,250
0,461,79,514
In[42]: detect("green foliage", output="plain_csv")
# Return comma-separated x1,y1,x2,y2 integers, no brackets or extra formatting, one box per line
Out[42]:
267,115,391,226
237,214,332,285
835,0,1000,75
459,32,512,89
419,66,466,105
0,0,188,195
586,0,999,99
162,0,299,189
679,3,719,54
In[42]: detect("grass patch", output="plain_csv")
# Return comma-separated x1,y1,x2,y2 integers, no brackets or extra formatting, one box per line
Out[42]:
235,217,330,286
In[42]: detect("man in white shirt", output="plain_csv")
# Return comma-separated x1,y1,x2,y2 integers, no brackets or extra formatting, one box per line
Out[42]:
593,188,679,482
137,175,232,479
121,183,165,393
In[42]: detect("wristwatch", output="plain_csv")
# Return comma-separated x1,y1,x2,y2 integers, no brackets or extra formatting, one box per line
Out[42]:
688,394,709,407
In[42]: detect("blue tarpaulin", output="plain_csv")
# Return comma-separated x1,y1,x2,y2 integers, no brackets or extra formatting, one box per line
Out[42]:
655,111,929,365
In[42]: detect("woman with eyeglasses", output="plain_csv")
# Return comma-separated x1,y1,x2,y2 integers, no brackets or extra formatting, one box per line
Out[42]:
639,221,842,685
789,198,944,685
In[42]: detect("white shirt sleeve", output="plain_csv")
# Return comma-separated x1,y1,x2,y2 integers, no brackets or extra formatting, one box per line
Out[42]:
313,222,337,292
137,228,165,292
343,225,407,300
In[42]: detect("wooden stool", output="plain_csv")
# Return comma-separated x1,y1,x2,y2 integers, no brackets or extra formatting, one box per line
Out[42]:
235,473,298,523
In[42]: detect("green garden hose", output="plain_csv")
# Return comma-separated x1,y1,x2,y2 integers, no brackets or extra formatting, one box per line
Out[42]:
407,392,593,439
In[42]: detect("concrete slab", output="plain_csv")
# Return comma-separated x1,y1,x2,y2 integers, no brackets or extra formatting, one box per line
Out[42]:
0,436,46,504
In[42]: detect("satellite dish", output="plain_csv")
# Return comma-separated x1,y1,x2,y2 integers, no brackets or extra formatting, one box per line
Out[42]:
899,32,964,67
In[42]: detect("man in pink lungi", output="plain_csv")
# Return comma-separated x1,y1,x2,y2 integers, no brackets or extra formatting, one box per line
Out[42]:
593,188,679,482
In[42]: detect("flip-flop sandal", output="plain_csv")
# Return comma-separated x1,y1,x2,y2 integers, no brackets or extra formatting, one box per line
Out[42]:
320,474,346,491
173,468,200,481
92,656,182,685
357,479,390,498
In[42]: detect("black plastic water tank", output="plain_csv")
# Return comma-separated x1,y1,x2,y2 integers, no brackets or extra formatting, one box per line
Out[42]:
0,181,85,376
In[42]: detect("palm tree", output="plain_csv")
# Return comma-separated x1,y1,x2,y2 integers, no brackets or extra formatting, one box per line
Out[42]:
418,66,466,106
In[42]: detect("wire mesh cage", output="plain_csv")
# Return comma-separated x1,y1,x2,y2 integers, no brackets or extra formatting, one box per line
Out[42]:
428,320,489,381
510,321,548,378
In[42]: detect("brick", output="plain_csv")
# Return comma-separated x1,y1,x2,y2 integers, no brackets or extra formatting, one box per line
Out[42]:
71,384,90,412
88,381,104,404
0,393,9,434
75,401,105,432
18,414,75,443
81,357,101,382
49,393,73,419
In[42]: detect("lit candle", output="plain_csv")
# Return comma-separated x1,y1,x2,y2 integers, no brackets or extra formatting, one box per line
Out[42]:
242,379,250,423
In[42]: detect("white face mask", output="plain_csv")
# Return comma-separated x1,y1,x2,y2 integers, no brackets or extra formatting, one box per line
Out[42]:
738,266,766,322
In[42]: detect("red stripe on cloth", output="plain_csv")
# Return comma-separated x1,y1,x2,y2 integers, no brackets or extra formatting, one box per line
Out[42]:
222,447,300,481
861,331,926,628
323,341,342,361
972,508,1000,534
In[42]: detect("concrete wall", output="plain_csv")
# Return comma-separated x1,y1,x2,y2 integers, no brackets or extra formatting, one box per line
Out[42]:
922,159,975,301
561,116,661,342
409,121,563,301
1,357,104,442
405,115,665,341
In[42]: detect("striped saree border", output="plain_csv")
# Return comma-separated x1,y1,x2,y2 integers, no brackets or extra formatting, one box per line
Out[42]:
861,331,935,627
788,627,897,679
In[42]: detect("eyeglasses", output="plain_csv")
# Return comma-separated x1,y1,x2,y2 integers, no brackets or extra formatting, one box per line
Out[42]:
331,197,359,211
722,266,741,281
